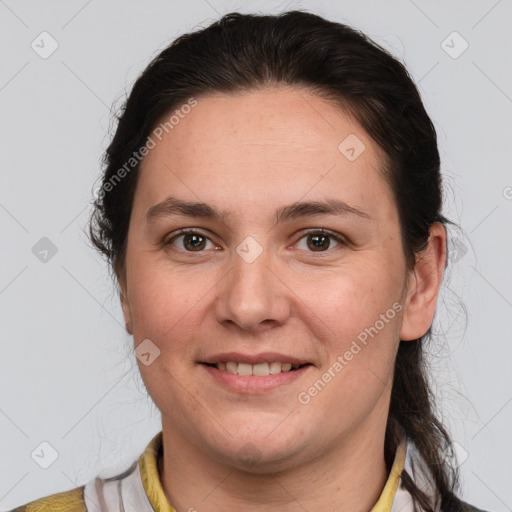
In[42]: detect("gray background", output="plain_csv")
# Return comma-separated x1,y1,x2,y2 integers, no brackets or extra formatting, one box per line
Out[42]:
1,0,511,510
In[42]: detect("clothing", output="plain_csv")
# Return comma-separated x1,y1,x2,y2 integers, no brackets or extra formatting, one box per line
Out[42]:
9,429,488,512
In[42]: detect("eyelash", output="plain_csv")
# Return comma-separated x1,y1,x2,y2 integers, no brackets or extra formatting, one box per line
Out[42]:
164,228,347,255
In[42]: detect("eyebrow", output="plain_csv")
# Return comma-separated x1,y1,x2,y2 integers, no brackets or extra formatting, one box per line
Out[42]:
146,195,371,225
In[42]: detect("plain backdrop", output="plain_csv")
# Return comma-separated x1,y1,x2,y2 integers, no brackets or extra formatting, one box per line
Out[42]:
1,1,511,510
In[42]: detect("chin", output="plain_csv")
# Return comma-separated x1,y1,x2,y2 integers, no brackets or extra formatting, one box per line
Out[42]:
206,429,311,474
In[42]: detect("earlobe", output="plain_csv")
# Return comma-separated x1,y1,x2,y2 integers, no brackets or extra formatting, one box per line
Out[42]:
120,285,133,335
400,223,447,341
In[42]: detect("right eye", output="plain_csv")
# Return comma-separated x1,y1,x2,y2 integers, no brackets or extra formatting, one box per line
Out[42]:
165,228,218,252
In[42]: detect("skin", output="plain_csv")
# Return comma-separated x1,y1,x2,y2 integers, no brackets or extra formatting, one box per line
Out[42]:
119,86,446,512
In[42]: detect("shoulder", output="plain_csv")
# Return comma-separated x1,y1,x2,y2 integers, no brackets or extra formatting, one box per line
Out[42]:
7,485,86,512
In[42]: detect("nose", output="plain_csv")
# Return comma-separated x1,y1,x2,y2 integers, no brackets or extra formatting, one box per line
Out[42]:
214,242,291,332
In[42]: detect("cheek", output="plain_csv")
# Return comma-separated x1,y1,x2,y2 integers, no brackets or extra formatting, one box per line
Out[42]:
125,252,200,343
126,260,207,401
302,258,404,343
296,264,402,429
125,231,405,348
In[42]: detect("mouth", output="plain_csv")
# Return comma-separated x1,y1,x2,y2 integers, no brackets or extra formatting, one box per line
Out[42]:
199,352,314,393
201,361,312,376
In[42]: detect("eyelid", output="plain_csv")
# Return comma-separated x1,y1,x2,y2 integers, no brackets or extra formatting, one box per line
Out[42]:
295,227,346,242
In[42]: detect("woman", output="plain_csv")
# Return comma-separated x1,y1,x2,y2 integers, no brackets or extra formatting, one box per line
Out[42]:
10,10,490,512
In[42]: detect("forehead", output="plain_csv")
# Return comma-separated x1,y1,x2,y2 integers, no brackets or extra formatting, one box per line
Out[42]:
148,87,377,159
135,86,395,222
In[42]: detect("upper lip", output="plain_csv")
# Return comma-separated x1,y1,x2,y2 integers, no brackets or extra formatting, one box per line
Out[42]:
200,352,311,366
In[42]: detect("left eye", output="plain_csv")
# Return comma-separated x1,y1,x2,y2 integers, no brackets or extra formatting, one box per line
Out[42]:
166,228,345,253
166,230,216,252
295,230,345,252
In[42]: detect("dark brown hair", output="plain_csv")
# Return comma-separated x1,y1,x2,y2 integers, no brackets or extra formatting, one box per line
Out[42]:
90,10,467,512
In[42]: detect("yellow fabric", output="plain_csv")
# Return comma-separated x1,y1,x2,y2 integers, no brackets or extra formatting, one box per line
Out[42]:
10,429,406,512
11,486,86,512
138,431,177,512
370,434,407,512
139,431,407,512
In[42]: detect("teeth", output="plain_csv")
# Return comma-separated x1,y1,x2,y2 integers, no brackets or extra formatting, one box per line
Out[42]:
215,361,303,376
226,361,238,374
269,361,282,374
237,363,252,376
253,363,269,376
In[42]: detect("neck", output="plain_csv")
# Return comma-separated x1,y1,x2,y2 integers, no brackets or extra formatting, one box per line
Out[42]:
157,416,392,512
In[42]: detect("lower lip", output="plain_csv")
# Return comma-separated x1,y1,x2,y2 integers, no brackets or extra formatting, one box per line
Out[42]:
200,364,312,393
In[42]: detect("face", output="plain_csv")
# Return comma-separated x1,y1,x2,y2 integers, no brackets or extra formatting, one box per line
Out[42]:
120,86,414,472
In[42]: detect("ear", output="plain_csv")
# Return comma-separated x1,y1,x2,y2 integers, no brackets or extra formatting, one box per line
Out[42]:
400,222,447,341
119,277,133,335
